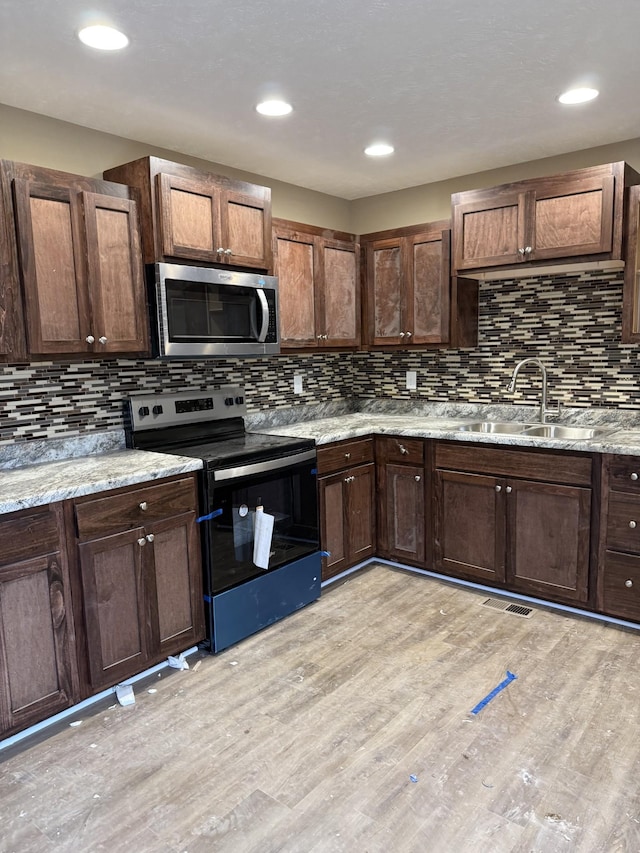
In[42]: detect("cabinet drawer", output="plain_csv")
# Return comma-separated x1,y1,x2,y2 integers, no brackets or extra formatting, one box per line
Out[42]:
606,492,640,552
0,508,60,567
75,477,196,540
601,551,640,622
317,438,374,475
607,455,640,492
435,442,592,486
376,436,424,465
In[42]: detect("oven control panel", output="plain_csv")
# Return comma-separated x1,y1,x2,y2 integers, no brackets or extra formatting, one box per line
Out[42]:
127,387,247,430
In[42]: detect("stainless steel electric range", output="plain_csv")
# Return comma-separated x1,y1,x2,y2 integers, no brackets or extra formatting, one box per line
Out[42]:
125,387,320,653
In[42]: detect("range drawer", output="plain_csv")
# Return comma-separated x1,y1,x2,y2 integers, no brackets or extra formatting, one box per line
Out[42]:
0,507,60,566
317,438,374,476
601,551,640,621
75,476,196,541
606,491,640,553
607,455,640,493
376,436,424,465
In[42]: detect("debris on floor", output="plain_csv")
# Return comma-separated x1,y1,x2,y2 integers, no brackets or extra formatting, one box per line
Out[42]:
470,670,517,715
115,683,136,707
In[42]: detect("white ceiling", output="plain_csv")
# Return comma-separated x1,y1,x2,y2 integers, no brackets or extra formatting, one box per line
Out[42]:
2,0,640,200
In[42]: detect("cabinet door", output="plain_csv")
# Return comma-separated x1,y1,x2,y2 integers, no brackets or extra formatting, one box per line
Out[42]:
365,236,405,345
146,512,205,659
318,238,360,348
347,463,376,565
319,471,348,580
623,184,640,343
506,479,591,604
219,189,271,270
452,190,527,271
382,463,425,566
0,553,75,735
409,228,450,344
78,528,150,691
274,228,318,348
531,174,614,261
434,470,506,583
81,192,148,354
156,172,220,263
12,179,91,354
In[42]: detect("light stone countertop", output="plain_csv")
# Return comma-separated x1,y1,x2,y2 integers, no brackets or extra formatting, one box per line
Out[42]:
0,450,203,515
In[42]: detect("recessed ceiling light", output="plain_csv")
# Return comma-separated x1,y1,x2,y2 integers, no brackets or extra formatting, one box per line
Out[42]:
365,143,394,157
78,25,129,51
558,87,599,105
256,100,293,117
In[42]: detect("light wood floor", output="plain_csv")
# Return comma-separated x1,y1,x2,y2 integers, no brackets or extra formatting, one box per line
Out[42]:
3,563,640,852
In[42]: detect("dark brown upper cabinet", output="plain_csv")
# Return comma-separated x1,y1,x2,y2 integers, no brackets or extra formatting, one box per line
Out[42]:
452,162,640,275
273,219,360,350
361,220,478,350
104,156,272,272
622,184,640,343
1,160,148,360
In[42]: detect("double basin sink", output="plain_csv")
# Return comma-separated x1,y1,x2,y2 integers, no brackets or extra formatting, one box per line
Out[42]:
458,422,613,440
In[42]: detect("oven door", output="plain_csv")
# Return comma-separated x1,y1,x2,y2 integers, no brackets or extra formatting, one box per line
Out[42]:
203,449,318,595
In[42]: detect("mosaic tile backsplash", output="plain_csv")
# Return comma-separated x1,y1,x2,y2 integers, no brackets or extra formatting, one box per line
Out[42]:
2,269,639,445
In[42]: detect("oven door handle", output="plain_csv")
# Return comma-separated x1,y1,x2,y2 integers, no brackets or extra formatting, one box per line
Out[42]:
256,289,269,343
213,448,317,482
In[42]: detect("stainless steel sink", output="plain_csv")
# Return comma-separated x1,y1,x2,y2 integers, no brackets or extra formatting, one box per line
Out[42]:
458,421,530,434
522,424,612,440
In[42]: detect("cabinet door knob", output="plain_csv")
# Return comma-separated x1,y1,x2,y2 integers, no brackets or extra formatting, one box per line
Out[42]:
405,331,412,338
495,485,502,492
345,452,351,459
146,533,155,543
139,501,148,511
414,475,421,482
505,485,512,493
98,336,108,345
399,445,408,454
137,537,146,547
631,473,639,481
518,247,526,256
626,579,633,588
86,335,95,344
630,521,637,529
224,248,233,255
525,246,532,254
216,247,225,254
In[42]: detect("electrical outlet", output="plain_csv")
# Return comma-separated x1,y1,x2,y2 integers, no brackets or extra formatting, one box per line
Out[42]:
406,370,417,391
293,374,303,394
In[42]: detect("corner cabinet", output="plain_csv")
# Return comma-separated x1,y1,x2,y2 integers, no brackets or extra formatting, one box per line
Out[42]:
376,436,427,567
434,442,593,606
0,160,148,359
452,161,640,275
273,219,360,350
72,475,204,695
317,438,376,580
104,156,272,272
361,221,478,349
0,505,78,738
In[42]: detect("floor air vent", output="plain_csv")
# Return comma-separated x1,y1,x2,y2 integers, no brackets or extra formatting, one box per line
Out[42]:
480,598,534,618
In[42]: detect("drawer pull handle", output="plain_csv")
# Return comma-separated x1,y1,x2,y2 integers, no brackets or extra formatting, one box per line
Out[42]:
399,445,408,455
137,537,146,547
495,485,502,492
139,501,148,511
630,521,637,529
632,473,639,481
626,579,634,588
345,452,351,459
146,533,155,543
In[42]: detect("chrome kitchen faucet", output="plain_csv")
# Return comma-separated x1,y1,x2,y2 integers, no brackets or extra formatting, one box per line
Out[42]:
506,357,554,423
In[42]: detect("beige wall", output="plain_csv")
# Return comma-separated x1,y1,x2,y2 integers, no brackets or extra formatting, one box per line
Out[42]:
0,103,352,232
352,139,640,234
3,102,640,237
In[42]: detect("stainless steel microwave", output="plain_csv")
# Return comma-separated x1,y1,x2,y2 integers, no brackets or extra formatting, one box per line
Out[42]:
148,262,280,358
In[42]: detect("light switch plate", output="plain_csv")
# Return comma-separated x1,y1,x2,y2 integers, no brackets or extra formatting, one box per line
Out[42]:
293,374,303,394
406,370,417,391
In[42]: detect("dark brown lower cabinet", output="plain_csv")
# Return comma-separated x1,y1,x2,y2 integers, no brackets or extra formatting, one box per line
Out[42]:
0,505,78,738
434,442,592,606
376,436,426,567
317,438,376,581
74,476,204,694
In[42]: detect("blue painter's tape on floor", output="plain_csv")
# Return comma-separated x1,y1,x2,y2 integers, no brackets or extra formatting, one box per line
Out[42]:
470,670,517,715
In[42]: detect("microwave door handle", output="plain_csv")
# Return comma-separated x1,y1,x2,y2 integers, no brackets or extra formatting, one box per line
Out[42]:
256,289,269,343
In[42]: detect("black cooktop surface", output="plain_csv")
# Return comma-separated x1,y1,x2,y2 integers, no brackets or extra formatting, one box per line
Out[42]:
155,431,316,469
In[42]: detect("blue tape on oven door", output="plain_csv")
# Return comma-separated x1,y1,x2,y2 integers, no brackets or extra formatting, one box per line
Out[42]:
196,509,223,523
